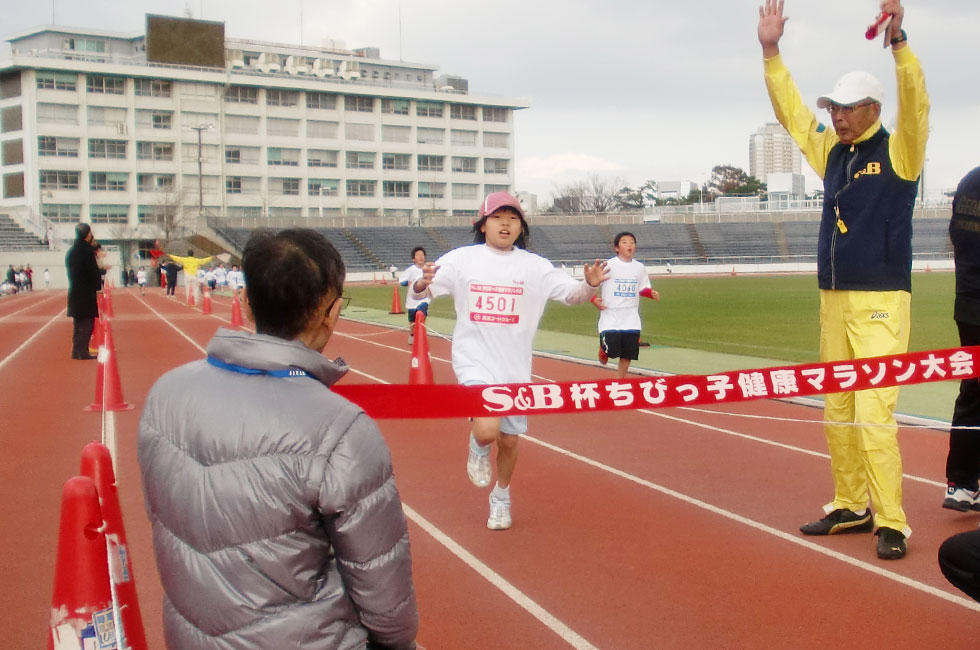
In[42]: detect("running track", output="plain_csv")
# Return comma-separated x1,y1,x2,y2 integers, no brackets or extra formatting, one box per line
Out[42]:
2,287,978,648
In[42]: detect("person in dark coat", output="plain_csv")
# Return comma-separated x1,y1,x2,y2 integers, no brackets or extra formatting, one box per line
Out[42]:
161,257,181,297
65,223,103,360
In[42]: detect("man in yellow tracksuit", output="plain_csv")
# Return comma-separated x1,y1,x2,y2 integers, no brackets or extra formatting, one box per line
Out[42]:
168,249,214,305
758,0,929,559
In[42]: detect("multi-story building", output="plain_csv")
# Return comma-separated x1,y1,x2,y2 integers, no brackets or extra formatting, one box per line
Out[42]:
0,14,529,248
748,122,800,185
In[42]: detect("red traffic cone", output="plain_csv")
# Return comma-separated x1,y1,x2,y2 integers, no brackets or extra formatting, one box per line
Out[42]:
389,285,404,314
231,292,244,328
84,322,133,412
187,289,196,307
80,443,148,650
731,267,737,277
201,290,212,315
103,291,115,318
89,317,104,356
49,476,116,650
408,311,433,385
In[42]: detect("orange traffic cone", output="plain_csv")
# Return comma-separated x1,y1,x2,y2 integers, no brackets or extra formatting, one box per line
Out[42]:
89,317,104,356
408,311,433,385
49,476,116,650
231,292,244,328
84,322,133,412
389,285,404,314
187,289,196,307
103,291,115,318
201,290,212,315
80,443,148,650
731,267,737,277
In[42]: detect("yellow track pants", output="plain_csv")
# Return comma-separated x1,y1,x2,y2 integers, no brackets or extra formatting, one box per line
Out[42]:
819,289,911,535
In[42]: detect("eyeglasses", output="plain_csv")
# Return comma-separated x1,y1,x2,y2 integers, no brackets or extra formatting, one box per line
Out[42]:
326,293,351,314
827,103,871,115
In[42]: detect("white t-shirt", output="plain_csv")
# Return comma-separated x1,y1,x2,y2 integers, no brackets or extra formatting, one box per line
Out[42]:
399,264,429,310
136,270,147,285
415,244,593,385
226,270,243,289
597,256,651,332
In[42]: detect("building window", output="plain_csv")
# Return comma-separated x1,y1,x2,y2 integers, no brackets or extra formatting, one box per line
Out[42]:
225,148,241,164
416,102,444,118
36,103,76,125
225,86,258,104
417,127,444,145
137,173,174,191
451,129,477,146
382,99,410,115
36,71,77,91
383,181,411,198
484,158,509,175
3,172,25,198
381,125,410,143
2,140,22,165
39,170,79,190
307,120,338,139
382,153,410,171
453,183,479,200
452,157,477,173
89,172,127,192
88,139,127,159
224,115,259,135
417,155,444,172
306,92,337,110
450,104,476,120
267,118,300,137
417,182,445,199
307,149,338,167
134,79,171,97
226,177,242,194
483,107,508,123
282,178,300,195
267,89,299,107
346,151,375,169
38,136,79,157
90,204,128,224
136,141,173,161
344,95,374,113
86,75,125,95
41,203,81,223
87,106,127,127
483,132,509,148
308,179,339,196
345,123,374,141
484,184,509,194
64,38,105,53
267,147,299,166
346,180,376,197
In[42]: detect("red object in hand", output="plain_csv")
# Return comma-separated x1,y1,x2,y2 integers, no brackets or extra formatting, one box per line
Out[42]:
639,288,655,299
865,12,892,40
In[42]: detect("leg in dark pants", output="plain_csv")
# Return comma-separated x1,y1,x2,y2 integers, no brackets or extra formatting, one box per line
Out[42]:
947,321,980,489
71,317,95,358
939,529,980,604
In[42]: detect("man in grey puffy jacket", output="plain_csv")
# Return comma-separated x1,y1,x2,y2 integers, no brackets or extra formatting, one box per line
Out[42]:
139,228,419,649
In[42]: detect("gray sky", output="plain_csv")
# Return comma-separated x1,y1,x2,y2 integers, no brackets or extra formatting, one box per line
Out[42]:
3,0,977,202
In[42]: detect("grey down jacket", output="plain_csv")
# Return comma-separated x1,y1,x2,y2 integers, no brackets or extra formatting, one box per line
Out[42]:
138,328,418,649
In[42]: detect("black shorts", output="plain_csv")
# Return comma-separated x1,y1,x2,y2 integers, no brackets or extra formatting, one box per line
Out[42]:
600,330,641,361
407,302,429,324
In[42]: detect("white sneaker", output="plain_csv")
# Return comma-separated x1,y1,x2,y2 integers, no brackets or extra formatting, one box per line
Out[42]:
487,494,512,530
466,435,491,488
408,334,414,346
943,485,980,512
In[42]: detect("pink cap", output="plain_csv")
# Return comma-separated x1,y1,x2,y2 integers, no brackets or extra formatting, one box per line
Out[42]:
477,191,525,220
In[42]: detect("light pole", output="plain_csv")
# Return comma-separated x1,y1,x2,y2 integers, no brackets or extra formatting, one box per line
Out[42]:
192,124,213,221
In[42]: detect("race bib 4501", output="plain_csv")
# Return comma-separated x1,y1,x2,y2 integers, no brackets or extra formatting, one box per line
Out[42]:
469,283,524,324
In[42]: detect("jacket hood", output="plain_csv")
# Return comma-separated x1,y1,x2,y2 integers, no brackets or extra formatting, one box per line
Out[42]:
206,327,348,386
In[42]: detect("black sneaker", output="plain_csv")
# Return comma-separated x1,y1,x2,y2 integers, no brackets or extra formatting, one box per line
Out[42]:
875,527,907,559
799,508,873,535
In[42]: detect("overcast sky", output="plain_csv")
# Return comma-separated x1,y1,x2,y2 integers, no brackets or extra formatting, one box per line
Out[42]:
2,0,978,203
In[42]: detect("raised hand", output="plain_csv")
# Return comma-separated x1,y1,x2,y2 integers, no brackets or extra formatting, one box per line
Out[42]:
758,0,788,58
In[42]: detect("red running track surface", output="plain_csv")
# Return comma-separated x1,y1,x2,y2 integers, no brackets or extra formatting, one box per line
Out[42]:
1,287,978,648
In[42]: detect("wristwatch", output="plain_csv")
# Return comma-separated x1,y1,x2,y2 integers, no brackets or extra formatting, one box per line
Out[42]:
890,29,908,45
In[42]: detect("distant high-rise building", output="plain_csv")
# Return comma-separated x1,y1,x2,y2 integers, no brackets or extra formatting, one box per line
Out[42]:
749,123,800,184
0,14,529,247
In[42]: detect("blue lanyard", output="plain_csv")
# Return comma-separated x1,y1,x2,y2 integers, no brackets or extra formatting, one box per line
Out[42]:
207,356,311,379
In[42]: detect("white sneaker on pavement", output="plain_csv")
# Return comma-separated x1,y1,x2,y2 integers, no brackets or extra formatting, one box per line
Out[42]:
943,485,980,512
487,493,511,530
466,434,491,488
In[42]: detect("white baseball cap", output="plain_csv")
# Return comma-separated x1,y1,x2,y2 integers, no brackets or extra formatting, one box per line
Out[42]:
816,71,884,108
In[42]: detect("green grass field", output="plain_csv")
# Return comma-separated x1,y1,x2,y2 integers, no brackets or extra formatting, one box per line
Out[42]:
347,272,958,364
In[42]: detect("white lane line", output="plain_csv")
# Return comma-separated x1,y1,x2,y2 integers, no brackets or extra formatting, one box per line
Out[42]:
523,434,980,612
0,292,61,321
0,309,64,371
403,504,598,650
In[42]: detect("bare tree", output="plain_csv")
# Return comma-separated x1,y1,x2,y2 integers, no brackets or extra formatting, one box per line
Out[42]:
550,180,589,214
586,174,626,214
150,188,192,247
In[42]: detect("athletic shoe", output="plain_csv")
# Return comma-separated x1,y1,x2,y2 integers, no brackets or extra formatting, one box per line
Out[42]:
466,434,491,488
875,527,907,559
487,493,512,530
942,485,980,512
598,345,608,365
799,508,873,535
408,334,414,346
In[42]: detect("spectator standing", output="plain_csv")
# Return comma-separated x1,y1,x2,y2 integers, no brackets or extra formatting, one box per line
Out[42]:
139,228,418,648
758,0,929,559
65,223,103,360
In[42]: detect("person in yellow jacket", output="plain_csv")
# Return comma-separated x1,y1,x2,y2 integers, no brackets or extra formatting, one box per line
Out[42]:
168,249,214,305
758,0,929,559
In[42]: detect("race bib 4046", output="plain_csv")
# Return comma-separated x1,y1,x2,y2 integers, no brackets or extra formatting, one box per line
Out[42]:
469,283,524,324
